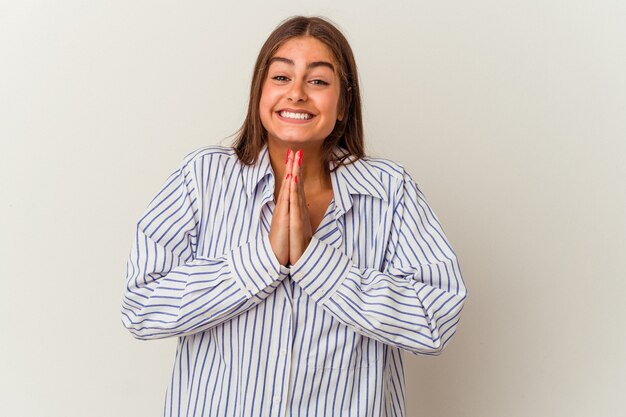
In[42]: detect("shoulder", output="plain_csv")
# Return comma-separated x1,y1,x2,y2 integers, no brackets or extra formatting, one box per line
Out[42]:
361,156,405,179
176,145,242,176
359,155,427,206
361,155,418,187
181,145,237,166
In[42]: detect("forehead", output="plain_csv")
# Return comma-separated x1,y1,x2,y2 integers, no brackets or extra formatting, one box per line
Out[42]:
271,36,337,66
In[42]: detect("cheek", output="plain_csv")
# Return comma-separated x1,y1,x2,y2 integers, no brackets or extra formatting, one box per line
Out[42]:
258,95,271,125
259,92,275,131
260,90,283,114
259,89,270,113
324,93,342,119
259,105,271,131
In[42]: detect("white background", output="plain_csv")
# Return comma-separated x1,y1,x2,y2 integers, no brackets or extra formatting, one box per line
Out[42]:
1,1,625,416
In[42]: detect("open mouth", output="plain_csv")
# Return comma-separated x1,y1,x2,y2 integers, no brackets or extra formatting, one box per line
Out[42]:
278,110,313,120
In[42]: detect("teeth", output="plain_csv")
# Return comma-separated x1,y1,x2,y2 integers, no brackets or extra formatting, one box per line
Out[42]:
280,111,312,120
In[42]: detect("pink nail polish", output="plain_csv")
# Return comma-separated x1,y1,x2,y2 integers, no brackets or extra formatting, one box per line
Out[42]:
285,149,290,164
286,173,291,179
294,175,298,183
297,150,303,166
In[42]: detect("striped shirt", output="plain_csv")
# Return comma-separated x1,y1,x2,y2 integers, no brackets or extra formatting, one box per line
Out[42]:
121,144,467,417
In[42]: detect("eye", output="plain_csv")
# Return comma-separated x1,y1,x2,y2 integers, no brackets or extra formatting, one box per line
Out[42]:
309,79,329,86
272,75,290,82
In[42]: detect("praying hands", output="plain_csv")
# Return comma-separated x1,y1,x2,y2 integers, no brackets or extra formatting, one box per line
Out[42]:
269,148,313,266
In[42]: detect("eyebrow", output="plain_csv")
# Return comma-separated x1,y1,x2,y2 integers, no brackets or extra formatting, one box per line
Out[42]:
268,56,335,72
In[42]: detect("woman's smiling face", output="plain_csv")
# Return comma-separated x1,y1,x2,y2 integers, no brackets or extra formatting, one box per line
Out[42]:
259,36,343,148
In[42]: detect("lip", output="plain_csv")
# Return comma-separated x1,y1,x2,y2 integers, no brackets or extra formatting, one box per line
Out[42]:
276,108,315,124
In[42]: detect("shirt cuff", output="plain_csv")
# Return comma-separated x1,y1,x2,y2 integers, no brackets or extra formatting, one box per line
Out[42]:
227,234,289,297
290,236,352,304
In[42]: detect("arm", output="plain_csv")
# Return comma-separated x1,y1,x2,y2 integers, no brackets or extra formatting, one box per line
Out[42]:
121,160,288,340
290,174,468,355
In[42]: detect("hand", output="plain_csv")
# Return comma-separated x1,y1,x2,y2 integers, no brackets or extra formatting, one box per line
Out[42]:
268,148,313,266
289,149,313,265
268,149,293,266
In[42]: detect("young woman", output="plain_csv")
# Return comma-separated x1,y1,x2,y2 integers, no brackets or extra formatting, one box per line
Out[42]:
122,15,467,417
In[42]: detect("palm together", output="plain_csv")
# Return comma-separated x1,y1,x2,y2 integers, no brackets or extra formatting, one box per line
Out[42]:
269,149,313,267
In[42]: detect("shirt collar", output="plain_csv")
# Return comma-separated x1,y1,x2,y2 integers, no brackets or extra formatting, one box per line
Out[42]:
242,145,274,198
241,145,388,213
329,147,388,215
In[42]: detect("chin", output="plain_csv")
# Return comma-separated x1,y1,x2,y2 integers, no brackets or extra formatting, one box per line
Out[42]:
270,135,324,147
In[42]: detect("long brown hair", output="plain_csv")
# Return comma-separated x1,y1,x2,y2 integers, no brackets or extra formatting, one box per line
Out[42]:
233,16,364,169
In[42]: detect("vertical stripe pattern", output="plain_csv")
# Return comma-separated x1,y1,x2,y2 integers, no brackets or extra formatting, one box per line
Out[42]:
121,145,467,417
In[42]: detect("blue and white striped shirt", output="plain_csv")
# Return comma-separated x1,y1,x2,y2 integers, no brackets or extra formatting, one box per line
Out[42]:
121,144,467,417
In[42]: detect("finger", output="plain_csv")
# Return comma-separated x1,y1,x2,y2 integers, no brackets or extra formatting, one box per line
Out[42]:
297,151,305,205
289,150,300,205
278,149,294,206
298,178,312,234
286,148,295,176
291,149,301,182
295,150,308,213
270,149,293,266
285,148,295,182
277,175,291,212
297,149,303,186
290,157,299,217
290,167,305,235
299,180,307,216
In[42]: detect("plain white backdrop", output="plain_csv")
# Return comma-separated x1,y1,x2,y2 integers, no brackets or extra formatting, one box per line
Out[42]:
1,1,625,416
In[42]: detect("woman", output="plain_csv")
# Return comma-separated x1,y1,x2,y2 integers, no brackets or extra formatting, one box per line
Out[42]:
122,15,467,417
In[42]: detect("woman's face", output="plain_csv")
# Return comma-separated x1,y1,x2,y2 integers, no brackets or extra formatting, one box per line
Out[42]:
259,36,342,149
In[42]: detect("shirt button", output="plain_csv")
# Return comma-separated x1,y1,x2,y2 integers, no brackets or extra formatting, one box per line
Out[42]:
267,268,276,277
279,348,287,356
273,395,281,403
246,283,255,291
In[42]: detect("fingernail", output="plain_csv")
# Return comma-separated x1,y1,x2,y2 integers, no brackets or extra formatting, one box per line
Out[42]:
285,149,290,164
294,175,298,183
286,173,291,179
297,150,303,166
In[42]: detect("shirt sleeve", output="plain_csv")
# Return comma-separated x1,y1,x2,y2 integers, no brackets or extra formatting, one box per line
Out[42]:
289,173,468,355
121,160,289,340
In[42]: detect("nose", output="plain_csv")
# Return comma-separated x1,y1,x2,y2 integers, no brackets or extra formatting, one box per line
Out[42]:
287,79,307,102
